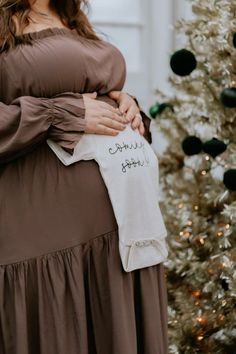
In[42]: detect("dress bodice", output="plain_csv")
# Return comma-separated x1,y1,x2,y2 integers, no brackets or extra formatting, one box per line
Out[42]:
0,27,126,104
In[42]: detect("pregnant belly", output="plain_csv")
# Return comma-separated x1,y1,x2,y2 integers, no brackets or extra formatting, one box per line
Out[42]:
0,143,118,265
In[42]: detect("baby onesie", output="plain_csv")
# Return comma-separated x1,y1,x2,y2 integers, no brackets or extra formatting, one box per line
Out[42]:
47,124,168,272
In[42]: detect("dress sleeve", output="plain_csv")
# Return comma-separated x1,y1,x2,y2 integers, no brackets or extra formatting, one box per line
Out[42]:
0,92,86,164
140,110,152,144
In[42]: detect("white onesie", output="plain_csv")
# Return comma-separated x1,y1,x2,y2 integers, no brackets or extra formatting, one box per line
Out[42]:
46,124,168,272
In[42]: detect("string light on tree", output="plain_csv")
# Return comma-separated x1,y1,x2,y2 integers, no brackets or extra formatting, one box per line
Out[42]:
150,0,236,352
196,315,208,326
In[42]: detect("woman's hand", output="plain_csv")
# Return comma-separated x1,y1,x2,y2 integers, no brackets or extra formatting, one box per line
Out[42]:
108,91,145,136
82,92,127,136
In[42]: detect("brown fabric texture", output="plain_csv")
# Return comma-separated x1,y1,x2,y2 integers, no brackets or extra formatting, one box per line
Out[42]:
0,27,168,354
0,93,86,164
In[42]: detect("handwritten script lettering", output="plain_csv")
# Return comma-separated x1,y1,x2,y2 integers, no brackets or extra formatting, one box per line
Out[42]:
107,138,151,173
122,158,145,173
108,141,144,155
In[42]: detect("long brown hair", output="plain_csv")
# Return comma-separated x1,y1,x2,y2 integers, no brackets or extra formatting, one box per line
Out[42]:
0,0,100,51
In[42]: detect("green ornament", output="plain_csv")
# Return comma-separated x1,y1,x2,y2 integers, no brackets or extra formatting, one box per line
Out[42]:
149,102,174,118
149,103,160,118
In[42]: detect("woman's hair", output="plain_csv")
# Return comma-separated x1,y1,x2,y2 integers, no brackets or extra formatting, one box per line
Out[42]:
0,0,99,51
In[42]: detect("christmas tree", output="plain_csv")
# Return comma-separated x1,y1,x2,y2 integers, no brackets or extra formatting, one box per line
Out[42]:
150,1,236,353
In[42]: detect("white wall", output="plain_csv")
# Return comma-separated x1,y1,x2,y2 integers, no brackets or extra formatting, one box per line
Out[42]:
89,0,150,110
89,0,192,111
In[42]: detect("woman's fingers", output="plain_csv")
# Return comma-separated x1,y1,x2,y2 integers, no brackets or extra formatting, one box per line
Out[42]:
96,125,120,136
83,93,135,136
138,121,145,135
83,95,121,116
131,113,146,135
126,106,139,122
85,115,127,135
99,101,118,112
119,101,136,122
83,92,97,99
100,117,127,131
102,108,126,123
108,90,121,101
119,100,130,115
99,102,128,123
131,113,142,129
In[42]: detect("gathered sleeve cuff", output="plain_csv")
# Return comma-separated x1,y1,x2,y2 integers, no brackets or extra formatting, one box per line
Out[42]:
49,92,86,153
0,92,86,164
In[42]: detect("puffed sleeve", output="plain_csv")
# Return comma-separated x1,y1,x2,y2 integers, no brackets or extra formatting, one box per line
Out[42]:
0,92,86,164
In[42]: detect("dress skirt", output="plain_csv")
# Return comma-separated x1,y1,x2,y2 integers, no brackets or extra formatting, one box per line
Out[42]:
0,143,168,354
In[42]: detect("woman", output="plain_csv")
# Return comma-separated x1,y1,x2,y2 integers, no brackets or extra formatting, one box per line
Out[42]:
0,1,168,353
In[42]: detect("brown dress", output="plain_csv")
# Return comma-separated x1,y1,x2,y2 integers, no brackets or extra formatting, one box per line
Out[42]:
0,27,168,354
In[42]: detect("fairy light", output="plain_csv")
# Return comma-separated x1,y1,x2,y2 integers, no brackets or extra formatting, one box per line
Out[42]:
201,170,207,176
180,230,191,239
217,231,224,237
183,231,191,238
194,205,199,211
197,335,204,341
192,290,202,298
200,237,205,245
196,315,208,325
218,314,225,322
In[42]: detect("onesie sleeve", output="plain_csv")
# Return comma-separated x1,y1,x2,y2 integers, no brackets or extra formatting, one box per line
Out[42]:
0,92,86,164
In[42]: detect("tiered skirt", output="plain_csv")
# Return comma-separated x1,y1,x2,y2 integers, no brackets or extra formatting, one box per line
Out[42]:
0,143,168,354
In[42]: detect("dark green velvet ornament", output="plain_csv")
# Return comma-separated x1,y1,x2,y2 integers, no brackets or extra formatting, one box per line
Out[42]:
233,32,236,48
223,169,236,191
149,104,160,118
182,136,203,156
220,88,236,108
157,103,174,114
170,49,197,76
202,138,227,158
221,279,229,291
149,102,174,119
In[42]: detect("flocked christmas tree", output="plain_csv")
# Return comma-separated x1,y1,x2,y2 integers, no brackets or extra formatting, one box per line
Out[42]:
150,1,236,353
